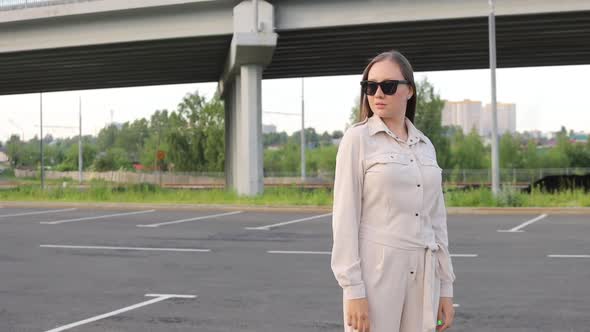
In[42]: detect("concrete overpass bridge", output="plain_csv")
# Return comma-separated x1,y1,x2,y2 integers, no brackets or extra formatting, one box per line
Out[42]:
1,0,589,195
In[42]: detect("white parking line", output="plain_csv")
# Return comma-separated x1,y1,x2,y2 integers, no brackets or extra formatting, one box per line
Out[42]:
497,214,548,232
548,254,590,258
39,209,156,225
246,212,333,230
40,245,211,252
267,251,478,257
0,208,77,218
268,250,330,255
43,293,196,332
137,211,243,228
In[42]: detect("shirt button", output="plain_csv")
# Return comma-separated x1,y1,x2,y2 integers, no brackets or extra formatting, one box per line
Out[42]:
410,159,413,162
415,213,419,216
417,184,421,187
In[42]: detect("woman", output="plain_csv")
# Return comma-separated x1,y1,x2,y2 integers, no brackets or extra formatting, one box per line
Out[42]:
331,50,456,332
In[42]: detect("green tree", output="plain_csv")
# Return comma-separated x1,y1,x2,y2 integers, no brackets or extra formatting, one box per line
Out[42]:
93,147,131,171
166,91,225,172
499,133,524,168
6,134,22,168
414,77,451,168
346,95,361,129
450,128,489,169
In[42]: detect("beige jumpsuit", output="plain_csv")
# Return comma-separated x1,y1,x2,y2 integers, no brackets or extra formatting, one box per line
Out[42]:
331,115,456,332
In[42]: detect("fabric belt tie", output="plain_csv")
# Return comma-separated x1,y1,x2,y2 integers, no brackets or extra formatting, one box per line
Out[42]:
359,224,455,332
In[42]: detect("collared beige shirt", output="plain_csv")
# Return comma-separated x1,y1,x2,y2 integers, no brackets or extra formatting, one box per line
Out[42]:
330,114,456,301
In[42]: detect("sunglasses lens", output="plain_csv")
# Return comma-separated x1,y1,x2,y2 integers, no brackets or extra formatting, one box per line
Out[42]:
381,81,397,95
365,82,378,95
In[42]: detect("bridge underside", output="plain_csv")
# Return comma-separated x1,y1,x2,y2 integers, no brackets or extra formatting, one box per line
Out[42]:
1,10,589,95
266,10,590,78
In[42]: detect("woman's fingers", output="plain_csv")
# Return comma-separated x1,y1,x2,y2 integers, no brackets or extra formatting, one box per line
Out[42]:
350,314,357,330
437,304,454,331
358,312,370,332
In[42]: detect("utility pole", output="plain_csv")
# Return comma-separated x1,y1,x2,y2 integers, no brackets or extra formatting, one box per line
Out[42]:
489,0,500,196
40,92,44,190
78,97,83,185
300,77,306,181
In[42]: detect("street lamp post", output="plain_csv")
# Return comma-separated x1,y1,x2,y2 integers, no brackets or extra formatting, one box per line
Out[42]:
300,77,306,181
40,93,44,190
489,0,500,195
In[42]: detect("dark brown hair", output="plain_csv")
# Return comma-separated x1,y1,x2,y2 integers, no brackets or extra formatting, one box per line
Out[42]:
358,50,417,123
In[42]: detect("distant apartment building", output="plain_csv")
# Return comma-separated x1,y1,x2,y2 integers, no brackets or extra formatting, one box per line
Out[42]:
262,124,277,134
442,99,481,135
442,99,516,136
481,102,516,136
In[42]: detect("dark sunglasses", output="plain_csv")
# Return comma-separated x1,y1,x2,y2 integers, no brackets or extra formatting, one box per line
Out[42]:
360,79,410,96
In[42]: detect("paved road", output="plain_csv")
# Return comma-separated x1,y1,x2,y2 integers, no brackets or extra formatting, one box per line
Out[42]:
0,206,588,331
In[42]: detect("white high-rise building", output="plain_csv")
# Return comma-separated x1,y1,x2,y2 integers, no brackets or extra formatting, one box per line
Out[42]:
481,103,517,136
442,99,517,137
442,99,482,135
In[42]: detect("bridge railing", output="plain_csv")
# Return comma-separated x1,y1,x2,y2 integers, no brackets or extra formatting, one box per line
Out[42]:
0,0,99,11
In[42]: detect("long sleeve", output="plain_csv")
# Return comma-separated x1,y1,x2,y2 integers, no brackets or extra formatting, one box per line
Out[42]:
431,187,456,297
330,129,366,300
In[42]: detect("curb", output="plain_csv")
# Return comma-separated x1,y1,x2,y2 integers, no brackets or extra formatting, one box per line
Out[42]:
1,200,590,215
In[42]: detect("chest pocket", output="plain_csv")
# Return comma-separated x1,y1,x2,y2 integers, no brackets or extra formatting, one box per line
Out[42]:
365,152,410,174
417,153,443,188
417,154,441,170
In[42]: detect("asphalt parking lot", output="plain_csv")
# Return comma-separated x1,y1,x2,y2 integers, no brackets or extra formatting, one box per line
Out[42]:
0,205,588,332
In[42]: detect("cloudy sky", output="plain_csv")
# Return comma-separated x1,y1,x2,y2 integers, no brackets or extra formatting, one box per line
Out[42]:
1,63,588,142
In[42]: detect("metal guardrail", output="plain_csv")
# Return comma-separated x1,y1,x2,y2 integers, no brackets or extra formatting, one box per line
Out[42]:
0,0,99,11
12,168,590,188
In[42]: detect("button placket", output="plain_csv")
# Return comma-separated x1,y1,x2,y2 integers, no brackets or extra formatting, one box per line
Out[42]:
411,144,426,234
409,254,418,281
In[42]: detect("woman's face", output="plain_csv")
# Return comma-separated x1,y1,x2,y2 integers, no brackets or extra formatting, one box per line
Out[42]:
366,60,413,119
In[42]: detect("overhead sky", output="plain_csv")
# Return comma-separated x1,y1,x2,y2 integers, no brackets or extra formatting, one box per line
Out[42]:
1,64,588,142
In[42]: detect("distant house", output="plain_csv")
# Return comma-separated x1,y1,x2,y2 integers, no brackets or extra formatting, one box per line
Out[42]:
570,133,589,144
132,162,144,171
0,147,8,164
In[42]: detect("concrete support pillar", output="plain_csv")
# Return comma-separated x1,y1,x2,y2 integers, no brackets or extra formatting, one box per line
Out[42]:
220,0,277,196
224,79,238,190
237,65,263,194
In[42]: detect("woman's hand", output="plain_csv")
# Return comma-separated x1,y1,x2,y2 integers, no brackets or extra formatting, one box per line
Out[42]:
346,297,370,332
436,297,455,331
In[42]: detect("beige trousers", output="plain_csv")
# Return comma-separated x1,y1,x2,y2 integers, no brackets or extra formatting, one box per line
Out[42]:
342,239,440,332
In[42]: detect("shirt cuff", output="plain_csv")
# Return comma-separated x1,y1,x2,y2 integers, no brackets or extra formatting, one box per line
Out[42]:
343,283,366,300
440,280,453,298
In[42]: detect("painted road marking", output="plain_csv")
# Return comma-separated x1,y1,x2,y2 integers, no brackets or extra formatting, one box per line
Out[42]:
547,254,590,258
246,213,333,230
497,214,547,232
39,209,156,225
0,208,77,218
43,293,196,332
267,251,478,257
268,250,330,255
40,244,210,252
137,211,243,228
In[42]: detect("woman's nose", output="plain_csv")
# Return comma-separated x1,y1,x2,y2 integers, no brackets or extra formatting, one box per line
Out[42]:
374,86,385,97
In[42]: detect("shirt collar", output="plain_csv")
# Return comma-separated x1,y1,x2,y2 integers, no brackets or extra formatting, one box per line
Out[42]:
367,115,426,145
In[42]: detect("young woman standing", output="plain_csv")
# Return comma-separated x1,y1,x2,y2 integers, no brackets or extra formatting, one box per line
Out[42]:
331,50,456,332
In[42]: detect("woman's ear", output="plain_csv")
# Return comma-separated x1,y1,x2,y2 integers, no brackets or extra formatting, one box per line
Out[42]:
407,86,414,100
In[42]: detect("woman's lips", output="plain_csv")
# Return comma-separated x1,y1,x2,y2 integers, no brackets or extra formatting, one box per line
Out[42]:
375,103,386,108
